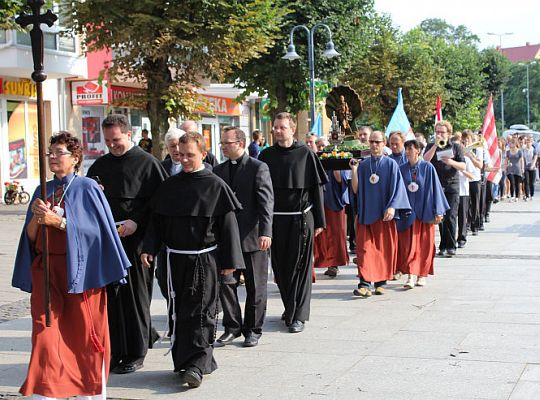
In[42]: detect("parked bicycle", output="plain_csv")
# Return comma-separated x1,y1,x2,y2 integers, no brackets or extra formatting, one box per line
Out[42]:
3,181,30,205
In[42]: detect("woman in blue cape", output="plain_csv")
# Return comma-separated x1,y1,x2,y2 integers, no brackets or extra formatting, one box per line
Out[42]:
397,140,449,288
12,132,130,399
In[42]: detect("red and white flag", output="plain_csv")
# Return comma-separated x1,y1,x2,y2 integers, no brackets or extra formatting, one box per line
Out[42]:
482,95,501,184
435,96,443,123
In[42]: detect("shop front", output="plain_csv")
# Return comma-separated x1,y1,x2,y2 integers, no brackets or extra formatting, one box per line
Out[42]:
70,80,149,172
0,77,54,201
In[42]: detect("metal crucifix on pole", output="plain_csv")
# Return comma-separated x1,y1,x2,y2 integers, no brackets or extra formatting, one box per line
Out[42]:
16,0,58,327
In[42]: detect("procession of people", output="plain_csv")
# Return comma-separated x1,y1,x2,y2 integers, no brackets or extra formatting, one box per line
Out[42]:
12,112,539,397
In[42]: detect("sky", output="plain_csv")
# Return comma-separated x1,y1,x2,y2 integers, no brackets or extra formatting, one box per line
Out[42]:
374,0,540,49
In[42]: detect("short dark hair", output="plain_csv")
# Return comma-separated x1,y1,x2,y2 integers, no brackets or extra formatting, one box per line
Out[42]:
252,130,261,141
179,131,207,152
404,139,420,151
223,126,247,144
102,114,131,134
50,131,83,171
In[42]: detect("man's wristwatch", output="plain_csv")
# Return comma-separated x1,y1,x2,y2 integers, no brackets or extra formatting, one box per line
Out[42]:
59,217,67,231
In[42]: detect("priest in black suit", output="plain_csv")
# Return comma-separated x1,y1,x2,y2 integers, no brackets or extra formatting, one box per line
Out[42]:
87,114,167,374
213,126,274,348
259,113,327,334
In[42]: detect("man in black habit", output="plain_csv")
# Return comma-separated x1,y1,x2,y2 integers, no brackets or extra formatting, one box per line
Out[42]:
141,132,245,388
213,126,274,348
259,112,327,333
87,114,167,374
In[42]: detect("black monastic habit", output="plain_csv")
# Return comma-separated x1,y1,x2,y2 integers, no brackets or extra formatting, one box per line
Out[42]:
142,168,245,374
87,146,167,365
259,142,327,325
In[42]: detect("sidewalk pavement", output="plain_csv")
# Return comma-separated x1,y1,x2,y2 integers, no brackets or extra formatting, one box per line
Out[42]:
1,197,540,399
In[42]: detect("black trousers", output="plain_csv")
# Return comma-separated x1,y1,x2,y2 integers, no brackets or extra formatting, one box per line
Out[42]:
345,203,356,249
458,195,469,243
439,185,460,251
508,174,523,198
468,181,481,233
220,250,268,337
524,169,536,198
479,179,487,228
484,180,493,219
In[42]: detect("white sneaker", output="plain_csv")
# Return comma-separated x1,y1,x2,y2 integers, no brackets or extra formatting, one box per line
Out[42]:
393,271,403,280
404,275,415,289
416,277,427,287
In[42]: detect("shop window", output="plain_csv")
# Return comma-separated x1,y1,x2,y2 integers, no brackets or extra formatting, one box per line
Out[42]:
0,30,6,44
58,34,76,52
6,100,39,180
16,31,31,46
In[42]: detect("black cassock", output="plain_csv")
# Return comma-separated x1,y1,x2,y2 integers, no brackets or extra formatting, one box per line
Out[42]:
259,142,327,325
87,146,167,364
143,168,245,374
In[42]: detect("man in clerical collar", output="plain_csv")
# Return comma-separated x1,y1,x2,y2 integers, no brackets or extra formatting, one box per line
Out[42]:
87,114,167,374
259,112,327,334
213,126,274,348
350,130,410,297
388,131,407,166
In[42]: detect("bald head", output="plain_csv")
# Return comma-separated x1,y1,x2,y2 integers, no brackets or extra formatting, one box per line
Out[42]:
180,120,198,133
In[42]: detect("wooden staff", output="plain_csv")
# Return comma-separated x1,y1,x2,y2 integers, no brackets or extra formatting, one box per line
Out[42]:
16,0,57,327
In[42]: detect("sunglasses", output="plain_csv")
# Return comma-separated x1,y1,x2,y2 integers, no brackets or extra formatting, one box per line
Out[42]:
369,140,384,144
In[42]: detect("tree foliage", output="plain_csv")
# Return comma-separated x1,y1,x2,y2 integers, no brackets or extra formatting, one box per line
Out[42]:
61,0,286,155
229,0,375,123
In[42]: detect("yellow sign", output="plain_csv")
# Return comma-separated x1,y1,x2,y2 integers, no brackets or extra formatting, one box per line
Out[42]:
1,79,37,98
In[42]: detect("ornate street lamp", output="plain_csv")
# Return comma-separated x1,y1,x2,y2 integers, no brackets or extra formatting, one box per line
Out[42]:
283,23,340,130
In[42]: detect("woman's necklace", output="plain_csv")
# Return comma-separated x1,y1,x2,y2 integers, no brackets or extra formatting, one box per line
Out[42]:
52,175,76,217
408,162,419,192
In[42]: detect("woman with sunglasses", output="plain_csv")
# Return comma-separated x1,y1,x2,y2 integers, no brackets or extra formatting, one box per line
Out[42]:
12,132,130,399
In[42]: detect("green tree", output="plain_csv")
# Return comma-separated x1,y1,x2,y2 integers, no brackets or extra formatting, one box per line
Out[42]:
502,62,540,128
0,0,54,30
342,20,444,131
229,0,375,125
61,0,286,156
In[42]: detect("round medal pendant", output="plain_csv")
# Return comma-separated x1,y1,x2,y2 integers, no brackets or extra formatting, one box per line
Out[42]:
369,174,379,184
408,182,419,192
52,205,64,217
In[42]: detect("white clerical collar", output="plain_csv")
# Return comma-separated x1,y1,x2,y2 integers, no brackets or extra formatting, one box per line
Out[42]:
230,153,245,164
193,164,205,172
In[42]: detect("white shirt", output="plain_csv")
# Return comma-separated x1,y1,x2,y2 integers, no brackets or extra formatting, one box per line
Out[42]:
459,157,475,196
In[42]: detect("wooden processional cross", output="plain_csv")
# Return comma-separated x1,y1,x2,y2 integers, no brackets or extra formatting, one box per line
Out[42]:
16,0,58,327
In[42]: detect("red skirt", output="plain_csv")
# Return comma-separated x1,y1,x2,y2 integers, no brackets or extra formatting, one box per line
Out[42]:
397,220,435,277
355,219,398,282
314,207,349,268
20,226,109,397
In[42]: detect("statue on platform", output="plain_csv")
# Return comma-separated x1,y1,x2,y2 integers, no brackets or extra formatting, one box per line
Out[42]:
325,85,363,138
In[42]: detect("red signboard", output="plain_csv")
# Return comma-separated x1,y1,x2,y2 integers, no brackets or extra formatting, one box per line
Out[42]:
71,80,108,105
195,95,241,116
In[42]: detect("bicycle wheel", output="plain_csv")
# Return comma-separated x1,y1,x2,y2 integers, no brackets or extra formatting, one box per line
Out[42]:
19,191,31,204
3,190,15,205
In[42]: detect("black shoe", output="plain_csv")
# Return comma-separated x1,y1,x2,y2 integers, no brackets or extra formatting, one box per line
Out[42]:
181,367,203,388
457,241,466,249
485,215,490,223
446,249,456,257
243,334,260,348
113,358,144,374
471,230,478,236
288,320,304,333
326,267,338,277
110,357,122,372
479,226,485,231
436,249,446,257
214,331,239,347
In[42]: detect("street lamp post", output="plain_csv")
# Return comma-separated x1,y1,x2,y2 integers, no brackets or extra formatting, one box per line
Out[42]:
487,32,513,131
523,61,537,126
282,23,340,131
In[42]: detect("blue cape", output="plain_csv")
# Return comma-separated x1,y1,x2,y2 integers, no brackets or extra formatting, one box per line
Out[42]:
396,160,450,232
356,156,411,225
389,151,407,166
12,174,131,294
323,170,349,212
